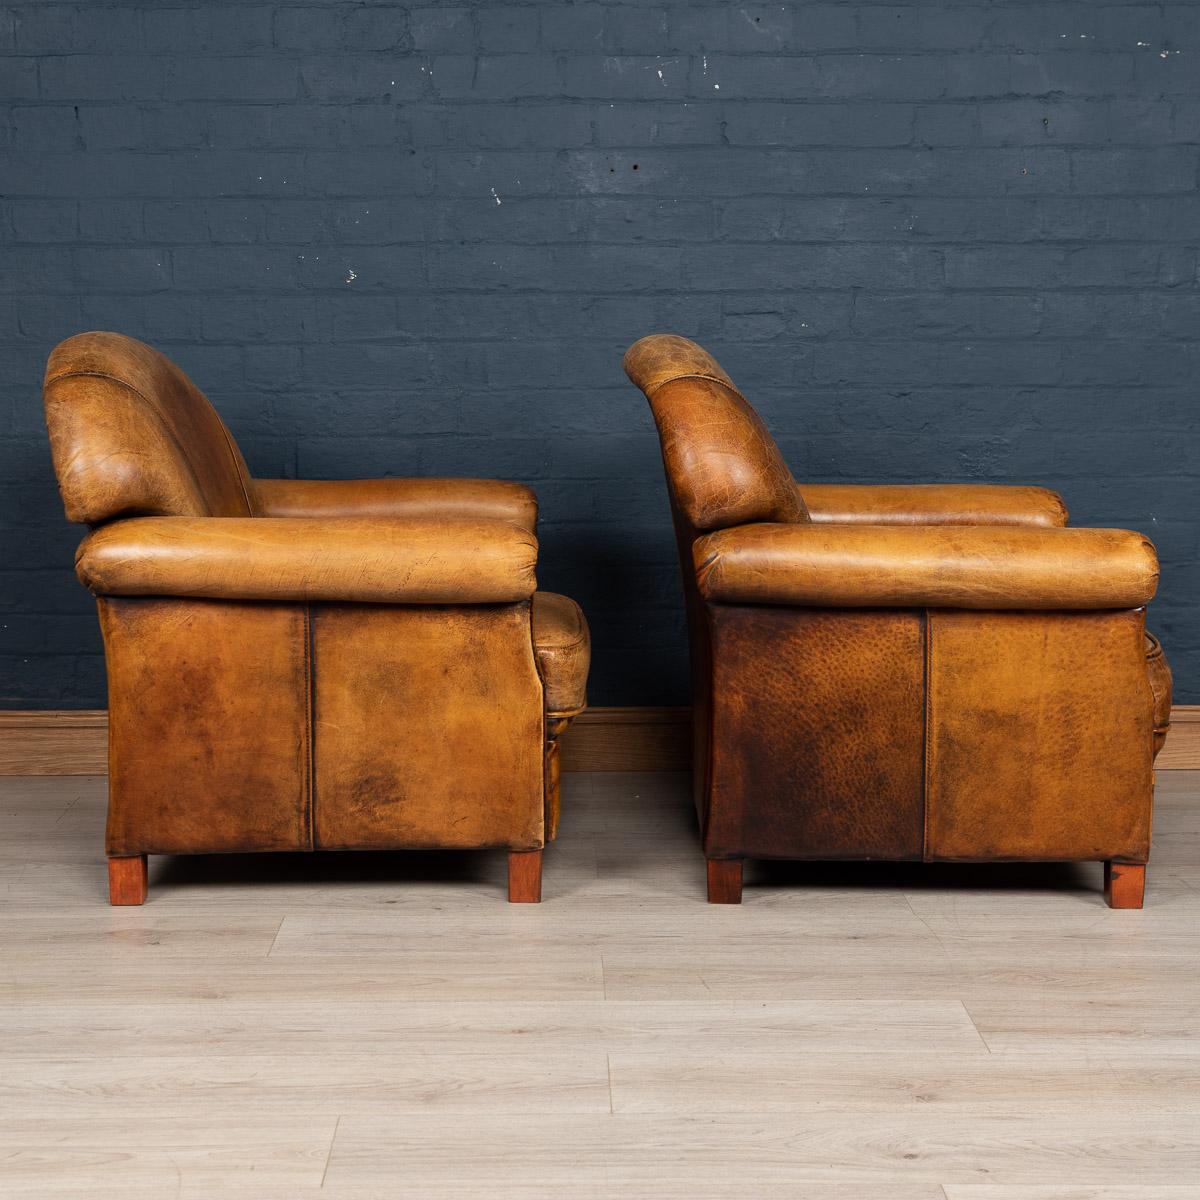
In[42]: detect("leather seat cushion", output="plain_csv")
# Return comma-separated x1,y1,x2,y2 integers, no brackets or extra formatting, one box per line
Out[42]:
1146,631,1172,756
532,592,590,716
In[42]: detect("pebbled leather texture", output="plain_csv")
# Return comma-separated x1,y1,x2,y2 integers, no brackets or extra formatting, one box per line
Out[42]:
531,592,591,717
693,523,1159,611
707,605,926,861
624,334,807,532
252,476,538,531
800,483,1068,527
76,516,539,605
44,332,589,870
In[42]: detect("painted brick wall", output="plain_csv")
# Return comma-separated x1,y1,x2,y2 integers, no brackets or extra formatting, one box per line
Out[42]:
1,2,1197,707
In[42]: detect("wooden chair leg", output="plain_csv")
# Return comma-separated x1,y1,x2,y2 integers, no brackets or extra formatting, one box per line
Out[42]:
108,855,148,905
707,858,743,904
1104,861,1145,909
508,849,542,903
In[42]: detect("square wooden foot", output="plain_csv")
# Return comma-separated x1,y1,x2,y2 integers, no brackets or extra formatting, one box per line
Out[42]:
508,849,542,903
1104,861,1145,909
707,858,743,904
108,855,148,905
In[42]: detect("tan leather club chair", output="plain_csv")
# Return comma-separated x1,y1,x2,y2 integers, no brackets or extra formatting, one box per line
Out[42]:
44,332,589,904
625,334,1172,908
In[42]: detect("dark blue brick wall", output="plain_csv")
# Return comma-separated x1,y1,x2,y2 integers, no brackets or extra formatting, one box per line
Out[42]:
1,2,1197,707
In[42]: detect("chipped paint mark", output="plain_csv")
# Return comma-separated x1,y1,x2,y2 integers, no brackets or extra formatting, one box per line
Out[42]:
345,268,357,283
491,187,502,206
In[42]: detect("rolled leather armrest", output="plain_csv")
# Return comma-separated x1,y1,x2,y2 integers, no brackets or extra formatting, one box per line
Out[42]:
77,517,538,604
694,523,1158,610
798,483,1068,528
251,477,538,531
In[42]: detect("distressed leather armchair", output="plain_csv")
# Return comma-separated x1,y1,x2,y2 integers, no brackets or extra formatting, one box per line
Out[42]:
626,334,1171,908
45,332,588,904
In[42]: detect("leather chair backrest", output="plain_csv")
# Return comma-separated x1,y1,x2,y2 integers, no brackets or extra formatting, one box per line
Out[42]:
624,334,808,532
44,332,253,524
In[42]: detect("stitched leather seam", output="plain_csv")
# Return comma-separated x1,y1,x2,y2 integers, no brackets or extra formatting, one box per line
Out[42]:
215,418,255,515
922,609,933,864
60,365,253,516
538,633,588,652
527,600,548,685
51,370,214,516
303,604,315,851
645,372,750,405
523,598,556,840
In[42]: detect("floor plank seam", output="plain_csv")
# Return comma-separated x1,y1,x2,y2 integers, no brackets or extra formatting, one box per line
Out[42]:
320,1114,341,1189
903,898,958,963
51,794,80,827
959,1001,992,1055
265,916,286,958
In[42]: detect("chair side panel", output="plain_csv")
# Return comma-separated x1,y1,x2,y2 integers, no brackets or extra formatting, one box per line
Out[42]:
706,605,926,860
100,597,310,855
926,608,1153,863
311,602,545,851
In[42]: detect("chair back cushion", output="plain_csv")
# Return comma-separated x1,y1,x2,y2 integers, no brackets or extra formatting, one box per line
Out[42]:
623,334,807,532
44,331,252,524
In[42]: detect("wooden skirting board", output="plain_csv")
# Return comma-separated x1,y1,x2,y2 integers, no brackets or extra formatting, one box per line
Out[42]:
0,706,694,776
0,705,1197,775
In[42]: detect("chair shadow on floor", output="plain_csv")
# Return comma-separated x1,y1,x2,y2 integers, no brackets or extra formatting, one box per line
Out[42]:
750,856,1099,898
151,849,1100,906
154,847,510,894
146,767,1108,904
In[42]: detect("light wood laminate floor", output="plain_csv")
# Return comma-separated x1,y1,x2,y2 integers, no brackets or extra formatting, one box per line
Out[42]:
2,770,1199,1198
